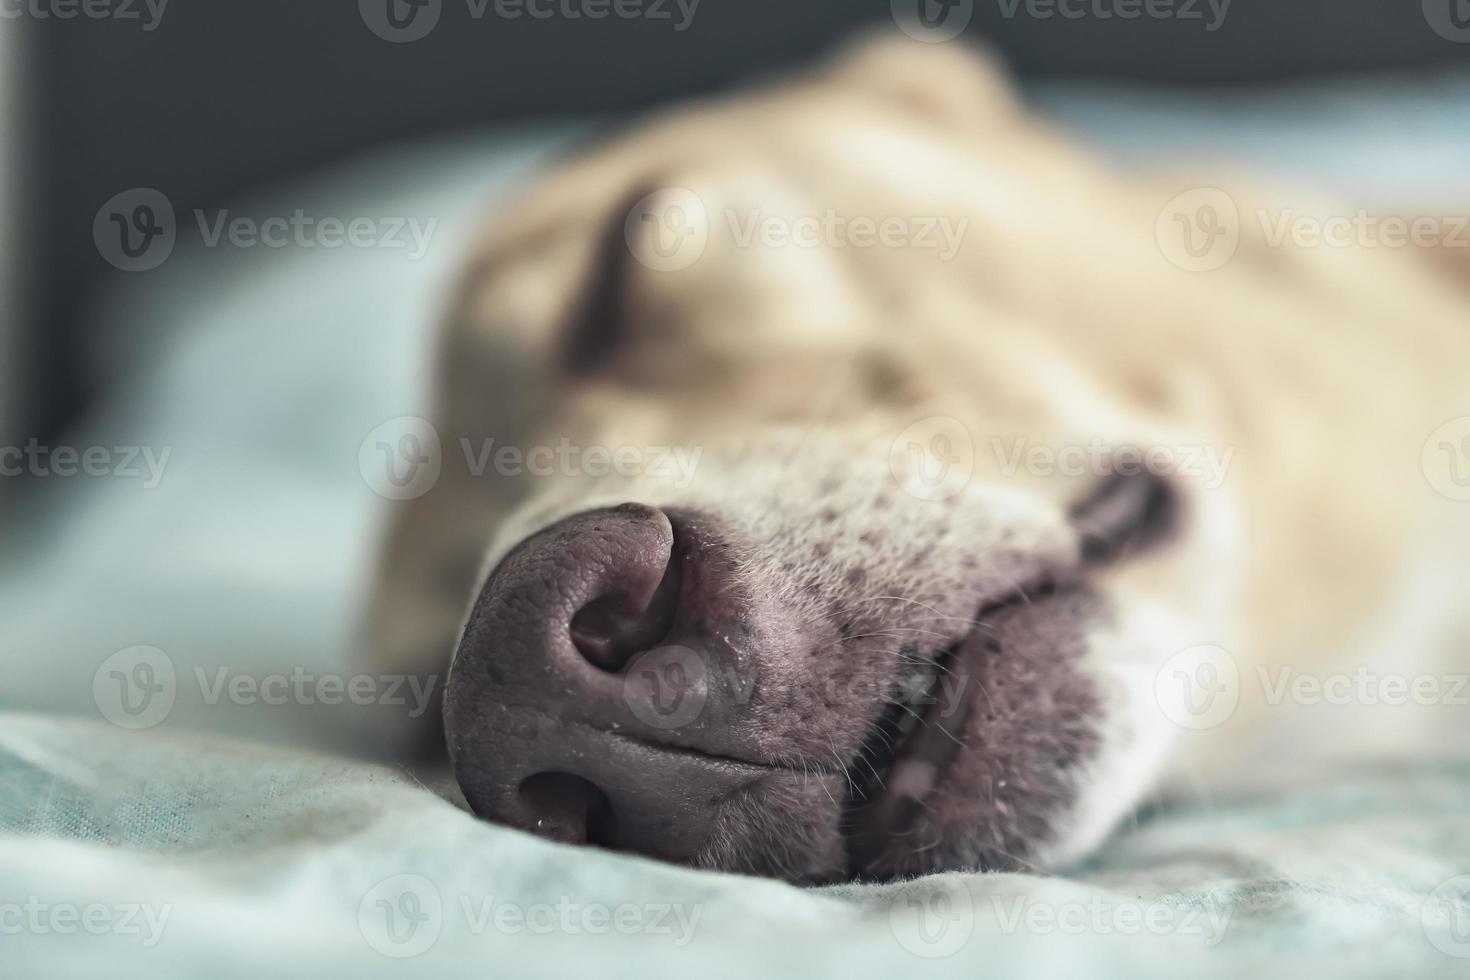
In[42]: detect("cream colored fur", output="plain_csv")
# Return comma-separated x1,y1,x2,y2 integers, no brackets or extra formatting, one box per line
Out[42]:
364,35,1470,853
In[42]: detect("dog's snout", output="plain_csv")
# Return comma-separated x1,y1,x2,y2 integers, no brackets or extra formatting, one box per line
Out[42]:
444,504,756,863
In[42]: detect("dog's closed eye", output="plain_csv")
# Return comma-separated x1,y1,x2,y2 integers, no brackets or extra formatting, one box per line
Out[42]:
559,186,646,374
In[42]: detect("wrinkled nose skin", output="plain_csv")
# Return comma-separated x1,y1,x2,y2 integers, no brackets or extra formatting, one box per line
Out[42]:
444,503,823,871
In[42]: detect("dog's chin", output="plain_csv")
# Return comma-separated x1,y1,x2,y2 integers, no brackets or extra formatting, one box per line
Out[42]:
850,583,1183,880
840,583,1100,878
701,583,1182,884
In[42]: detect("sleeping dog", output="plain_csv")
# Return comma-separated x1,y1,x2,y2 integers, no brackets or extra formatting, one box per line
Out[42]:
363,36,1470,883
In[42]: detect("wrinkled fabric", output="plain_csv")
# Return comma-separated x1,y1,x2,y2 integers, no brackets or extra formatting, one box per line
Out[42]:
4,715,1470,978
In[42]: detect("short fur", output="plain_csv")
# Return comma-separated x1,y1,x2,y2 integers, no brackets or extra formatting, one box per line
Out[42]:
362,35,1470,881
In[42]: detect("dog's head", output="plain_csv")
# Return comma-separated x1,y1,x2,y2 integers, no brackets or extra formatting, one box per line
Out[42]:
433,43,1232,883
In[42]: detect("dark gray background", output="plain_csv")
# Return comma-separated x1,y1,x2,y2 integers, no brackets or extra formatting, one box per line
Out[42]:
19,0,1470,440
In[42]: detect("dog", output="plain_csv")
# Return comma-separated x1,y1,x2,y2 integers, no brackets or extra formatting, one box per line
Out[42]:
362,35,1470,883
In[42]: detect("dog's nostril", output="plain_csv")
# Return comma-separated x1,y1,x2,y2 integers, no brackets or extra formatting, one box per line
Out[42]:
517,772,616,847
569,598,632,670
568,548,682,672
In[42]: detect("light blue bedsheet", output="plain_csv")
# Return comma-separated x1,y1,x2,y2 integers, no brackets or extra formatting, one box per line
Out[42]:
4,74,1470,977
6,712,1470,978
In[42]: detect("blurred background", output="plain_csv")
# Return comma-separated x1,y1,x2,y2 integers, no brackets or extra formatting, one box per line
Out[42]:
1,2,1469,749
7,1,1470,449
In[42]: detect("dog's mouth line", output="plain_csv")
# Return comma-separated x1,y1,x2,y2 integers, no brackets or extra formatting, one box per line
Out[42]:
839,643,956,819
839,576,1062,876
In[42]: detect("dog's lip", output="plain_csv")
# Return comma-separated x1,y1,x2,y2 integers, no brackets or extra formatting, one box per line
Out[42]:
841,637,975,876
839,472,1173,875
606,728,844,777
841,579,1059,877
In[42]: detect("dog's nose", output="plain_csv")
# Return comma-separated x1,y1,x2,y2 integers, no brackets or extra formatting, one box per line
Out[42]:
444,504,753,862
